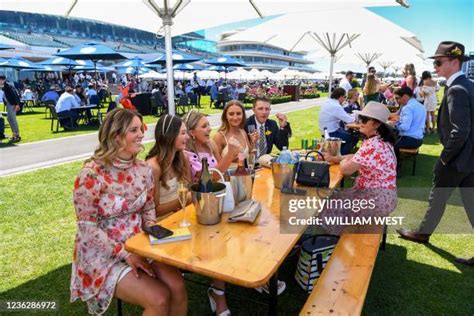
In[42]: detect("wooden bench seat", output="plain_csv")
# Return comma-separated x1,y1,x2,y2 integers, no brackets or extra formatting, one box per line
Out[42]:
399,148,419,176
299,226,384,316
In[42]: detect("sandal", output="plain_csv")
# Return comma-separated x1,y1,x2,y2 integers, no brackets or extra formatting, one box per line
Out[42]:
255,280,286,295
208,287,231,316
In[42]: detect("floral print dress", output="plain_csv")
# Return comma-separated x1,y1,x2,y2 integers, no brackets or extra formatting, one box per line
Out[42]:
321,136,398,235
70,158,156,315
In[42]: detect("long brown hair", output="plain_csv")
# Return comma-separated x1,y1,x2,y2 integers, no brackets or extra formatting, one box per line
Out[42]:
90,108,143,165
218,100,247,133
146,115,189,188
363,74,378,95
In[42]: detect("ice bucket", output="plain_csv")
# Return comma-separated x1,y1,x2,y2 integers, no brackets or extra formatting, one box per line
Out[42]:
227,168,254,205
272,162,296,189
190,181,226,225
321,137,342,156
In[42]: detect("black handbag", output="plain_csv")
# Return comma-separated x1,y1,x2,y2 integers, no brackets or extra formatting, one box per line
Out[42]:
296,150,330,188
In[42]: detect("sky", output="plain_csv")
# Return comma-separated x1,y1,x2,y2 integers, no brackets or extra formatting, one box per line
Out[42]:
202,0,473,72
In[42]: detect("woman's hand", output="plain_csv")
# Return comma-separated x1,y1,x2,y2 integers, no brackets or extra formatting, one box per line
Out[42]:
227,136,241,158
125,253,155,278
323,152,339,164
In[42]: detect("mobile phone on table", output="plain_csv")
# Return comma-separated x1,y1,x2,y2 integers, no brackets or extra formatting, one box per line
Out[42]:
281,187,307,196
143,225,173,239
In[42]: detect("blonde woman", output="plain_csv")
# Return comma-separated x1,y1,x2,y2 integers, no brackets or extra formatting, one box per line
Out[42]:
184,110,239,182
419,71,438,133
363,74,379,104
213,100,258,166
71,108,187,315
146,114,191,217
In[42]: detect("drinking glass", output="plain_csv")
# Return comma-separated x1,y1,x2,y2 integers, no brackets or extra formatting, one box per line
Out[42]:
248,150,257,174
178,181,191,227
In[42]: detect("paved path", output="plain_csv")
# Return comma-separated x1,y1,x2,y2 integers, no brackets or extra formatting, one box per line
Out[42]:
0,98,326,176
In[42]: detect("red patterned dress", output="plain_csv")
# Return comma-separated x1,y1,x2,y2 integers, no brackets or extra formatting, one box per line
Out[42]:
70,158,156,315
321,136,397,235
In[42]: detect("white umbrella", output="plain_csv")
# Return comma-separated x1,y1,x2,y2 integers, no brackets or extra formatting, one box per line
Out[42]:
2,0,407,114
225,6,419,93
139,70,166,79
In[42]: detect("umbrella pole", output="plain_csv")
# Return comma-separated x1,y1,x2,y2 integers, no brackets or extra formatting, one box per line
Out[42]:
163,17,175,115
328,53,335,95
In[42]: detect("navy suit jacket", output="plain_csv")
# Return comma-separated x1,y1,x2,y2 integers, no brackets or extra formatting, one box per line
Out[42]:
437,75,474,172
245,115,292,154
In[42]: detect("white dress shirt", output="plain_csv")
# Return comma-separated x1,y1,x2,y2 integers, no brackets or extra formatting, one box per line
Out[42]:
318,98,354,134
56,92,80,113
339,78,352,93
446,70,464,87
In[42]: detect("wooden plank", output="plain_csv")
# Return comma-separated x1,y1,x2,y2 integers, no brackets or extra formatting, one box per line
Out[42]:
126,165,344,288
299,229,382,316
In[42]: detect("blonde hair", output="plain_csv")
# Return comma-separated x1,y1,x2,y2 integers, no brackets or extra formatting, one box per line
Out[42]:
218,100,247,133
363,74,378,95
183,110,213,155
90,108,143,165
347,88,359,101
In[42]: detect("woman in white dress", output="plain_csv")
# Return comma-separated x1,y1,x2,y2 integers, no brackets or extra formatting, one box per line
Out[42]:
419,71,439,133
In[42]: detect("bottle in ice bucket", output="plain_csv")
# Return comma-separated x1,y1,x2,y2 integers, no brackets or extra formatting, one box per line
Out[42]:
311,139,318,150
234,151,249,176
277,146,292,164
198,157,213,192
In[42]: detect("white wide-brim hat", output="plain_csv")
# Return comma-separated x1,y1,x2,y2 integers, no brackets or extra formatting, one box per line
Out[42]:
353,101,391,127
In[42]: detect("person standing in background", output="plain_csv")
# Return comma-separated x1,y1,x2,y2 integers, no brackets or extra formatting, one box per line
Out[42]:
0,75,21,142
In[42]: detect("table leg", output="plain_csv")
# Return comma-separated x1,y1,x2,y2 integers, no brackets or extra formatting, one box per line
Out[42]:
268,272,278,315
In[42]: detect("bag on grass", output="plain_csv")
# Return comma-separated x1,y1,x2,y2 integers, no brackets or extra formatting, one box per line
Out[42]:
295,234,339,293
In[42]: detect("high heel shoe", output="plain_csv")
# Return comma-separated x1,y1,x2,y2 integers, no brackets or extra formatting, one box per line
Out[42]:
207,287,231,316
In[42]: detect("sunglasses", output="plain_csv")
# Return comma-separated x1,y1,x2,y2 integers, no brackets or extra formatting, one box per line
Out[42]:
433,58,452,67
358,115,371,124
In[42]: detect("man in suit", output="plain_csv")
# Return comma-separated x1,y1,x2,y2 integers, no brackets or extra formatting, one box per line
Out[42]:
244,95,292,158
397,41,474,266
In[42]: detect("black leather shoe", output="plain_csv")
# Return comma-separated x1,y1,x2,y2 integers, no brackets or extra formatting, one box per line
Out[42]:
454,256,474,266
396,228,430,243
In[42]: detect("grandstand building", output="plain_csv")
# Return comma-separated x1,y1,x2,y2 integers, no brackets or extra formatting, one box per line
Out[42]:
217,29,314,72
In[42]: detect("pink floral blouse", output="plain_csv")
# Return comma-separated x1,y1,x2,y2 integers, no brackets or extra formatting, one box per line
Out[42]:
70,158,156,315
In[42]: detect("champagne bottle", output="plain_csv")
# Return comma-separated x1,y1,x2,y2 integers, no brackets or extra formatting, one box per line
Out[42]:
234,152,249,176
198,157,213,192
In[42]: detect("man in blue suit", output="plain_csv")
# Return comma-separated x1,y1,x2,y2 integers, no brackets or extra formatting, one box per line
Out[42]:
244,95,292,158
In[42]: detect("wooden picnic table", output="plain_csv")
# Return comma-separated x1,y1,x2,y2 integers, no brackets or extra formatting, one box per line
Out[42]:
125,166,344,314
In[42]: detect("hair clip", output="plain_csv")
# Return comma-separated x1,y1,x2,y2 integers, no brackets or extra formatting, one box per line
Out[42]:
161,115,169,135
164,115,174,134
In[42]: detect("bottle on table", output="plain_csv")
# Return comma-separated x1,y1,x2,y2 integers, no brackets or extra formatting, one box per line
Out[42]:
234,152,249,176
277,146,292,164
198,157,213,192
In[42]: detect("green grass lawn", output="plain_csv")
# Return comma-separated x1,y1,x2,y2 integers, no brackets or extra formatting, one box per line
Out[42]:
0,94,326,146
0,107,472,315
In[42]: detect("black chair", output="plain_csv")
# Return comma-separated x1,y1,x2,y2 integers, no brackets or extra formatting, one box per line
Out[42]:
42,100,56,119
177,96,189,115
237,93,246,103
188,93,198,109
216,92,229,109
150,96,165,117
46,104,74,132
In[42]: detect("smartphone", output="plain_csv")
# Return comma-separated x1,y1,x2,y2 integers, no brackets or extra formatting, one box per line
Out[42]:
281,187,307,196
143,225,173,239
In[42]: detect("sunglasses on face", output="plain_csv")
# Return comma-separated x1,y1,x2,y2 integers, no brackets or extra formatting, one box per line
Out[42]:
358,115,371,124
433,58,452,67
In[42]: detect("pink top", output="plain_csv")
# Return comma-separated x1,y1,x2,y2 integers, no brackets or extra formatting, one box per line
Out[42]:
70,158,155,315
352,136,397,190
185,150,218,183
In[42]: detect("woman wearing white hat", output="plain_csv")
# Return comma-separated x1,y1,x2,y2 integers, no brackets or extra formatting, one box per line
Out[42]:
322,101,398,234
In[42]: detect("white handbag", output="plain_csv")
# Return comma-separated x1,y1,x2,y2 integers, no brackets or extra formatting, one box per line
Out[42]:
210,168,235,213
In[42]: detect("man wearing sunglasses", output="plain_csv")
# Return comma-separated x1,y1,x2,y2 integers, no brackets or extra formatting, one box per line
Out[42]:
392,86,426,171
397,41,474,266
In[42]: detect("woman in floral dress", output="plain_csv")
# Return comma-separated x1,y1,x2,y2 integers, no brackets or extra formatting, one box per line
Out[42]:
71,108,187,315
322,101,398,235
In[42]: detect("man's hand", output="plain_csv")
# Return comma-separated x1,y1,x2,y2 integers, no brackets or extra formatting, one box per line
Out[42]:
14,105,20,112
275,113,287,128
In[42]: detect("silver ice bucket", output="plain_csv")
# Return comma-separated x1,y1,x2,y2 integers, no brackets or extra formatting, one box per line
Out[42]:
322,137,342,156
227,168,254,205
190,180,226,225
272,162,296,189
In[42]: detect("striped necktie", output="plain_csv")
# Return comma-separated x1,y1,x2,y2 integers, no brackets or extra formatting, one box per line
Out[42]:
259,124,267,157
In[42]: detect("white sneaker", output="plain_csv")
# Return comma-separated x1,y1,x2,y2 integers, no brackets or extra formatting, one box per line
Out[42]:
255,280,286,295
